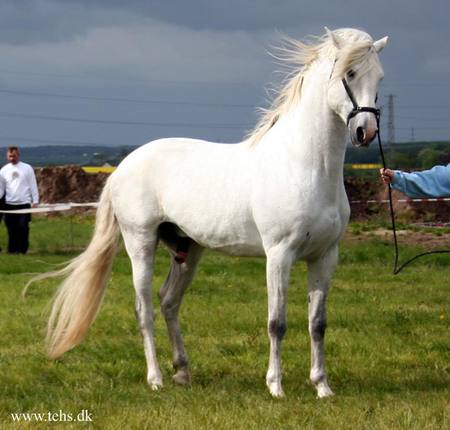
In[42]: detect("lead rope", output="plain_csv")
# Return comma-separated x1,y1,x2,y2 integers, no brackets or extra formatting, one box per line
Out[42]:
375,119,450,274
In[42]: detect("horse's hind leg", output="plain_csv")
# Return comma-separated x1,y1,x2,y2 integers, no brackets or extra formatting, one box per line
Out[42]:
121,226,163,390
306,245,338,398
159,242,204,385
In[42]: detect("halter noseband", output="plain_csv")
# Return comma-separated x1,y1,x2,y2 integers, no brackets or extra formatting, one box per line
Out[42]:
342,78,380,126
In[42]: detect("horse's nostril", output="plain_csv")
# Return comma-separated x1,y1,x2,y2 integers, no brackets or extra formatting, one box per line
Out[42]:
356,127,365,143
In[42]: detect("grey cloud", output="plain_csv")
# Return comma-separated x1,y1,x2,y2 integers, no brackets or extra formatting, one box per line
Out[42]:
0,17,273,85
0,0,450,143
52,0,450,35
0,0,144,44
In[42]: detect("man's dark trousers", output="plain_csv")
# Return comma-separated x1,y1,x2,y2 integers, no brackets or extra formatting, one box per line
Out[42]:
4,203,31,254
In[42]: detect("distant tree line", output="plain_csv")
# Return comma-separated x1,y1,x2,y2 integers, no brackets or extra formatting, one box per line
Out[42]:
0,145,137,167
345,141,450,171
2,141,450,172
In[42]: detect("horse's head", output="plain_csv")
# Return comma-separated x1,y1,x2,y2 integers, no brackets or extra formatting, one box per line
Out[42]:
326,28,388,147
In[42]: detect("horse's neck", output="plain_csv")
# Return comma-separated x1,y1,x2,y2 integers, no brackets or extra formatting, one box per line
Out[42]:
272,63,348,184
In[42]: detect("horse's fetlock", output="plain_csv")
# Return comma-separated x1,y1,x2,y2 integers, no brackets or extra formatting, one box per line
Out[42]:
310,369,326,385
173,357,189,371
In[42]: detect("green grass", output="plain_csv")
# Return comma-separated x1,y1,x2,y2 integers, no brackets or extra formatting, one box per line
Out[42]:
0,217,448,429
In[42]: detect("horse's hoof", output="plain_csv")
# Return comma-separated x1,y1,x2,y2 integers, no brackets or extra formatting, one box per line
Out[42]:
267,381,285,398
150,382,163,391
148,374,163,391
316,382,334,398
173,370,191,385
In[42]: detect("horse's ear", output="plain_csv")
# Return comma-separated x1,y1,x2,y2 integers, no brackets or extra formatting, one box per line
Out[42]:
324,26,342,49
373,36,389,53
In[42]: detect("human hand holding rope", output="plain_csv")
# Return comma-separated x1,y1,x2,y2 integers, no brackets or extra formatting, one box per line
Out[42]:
380,168,395,185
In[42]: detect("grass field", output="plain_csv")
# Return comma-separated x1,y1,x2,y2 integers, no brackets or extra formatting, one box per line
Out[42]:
0,216,448,429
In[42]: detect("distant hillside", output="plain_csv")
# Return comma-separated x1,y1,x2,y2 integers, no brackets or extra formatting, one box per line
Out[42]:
0,145,137,167
1,140,450,169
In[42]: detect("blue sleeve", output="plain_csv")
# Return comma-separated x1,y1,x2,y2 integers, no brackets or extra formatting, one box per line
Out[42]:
392,164,450,198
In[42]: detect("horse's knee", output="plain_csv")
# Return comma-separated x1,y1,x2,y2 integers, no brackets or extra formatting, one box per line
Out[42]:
161,291,185,321
310,318,326,341
160,298,176,318
268,319,287,340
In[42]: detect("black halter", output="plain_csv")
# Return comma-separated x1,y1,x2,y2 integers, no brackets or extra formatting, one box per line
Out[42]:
342,78,380,126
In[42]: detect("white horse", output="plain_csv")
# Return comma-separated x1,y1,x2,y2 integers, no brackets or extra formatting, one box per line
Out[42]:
40,28,388,398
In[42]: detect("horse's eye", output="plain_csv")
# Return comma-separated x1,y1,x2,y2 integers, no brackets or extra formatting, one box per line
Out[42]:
375,93,378,104
347,69,356,80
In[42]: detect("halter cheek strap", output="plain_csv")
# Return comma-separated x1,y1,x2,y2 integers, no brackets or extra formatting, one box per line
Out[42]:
342,78,380,126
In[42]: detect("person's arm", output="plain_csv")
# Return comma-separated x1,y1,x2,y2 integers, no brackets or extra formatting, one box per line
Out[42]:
27,166,39,206
381,164,450,198
0,172,5,199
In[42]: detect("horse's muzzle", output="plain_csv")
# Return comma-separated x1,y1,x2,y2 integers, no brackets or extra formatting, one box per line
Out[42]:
349,113,378,147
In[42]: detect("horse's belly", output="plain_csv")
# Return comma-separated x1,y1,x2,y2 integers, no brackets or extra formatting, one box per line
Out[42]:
213,241,265,257
176,209,265,257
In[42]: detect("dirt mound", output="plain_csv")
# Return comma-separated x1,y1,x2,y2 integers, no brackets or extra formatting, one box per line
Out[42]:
36,165,108,204
344,177,383,219
376,186,450,222
345,177,450,222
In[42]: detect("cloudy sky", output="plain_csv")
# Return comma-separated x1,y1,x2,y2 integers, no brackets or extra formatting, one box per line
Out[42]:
0,0,449,149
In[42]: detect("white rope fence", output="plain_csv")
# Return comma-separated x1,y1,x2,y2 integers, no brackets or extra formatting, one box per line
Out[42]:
0,197,448,214
350,197,450,204
0,202,98,214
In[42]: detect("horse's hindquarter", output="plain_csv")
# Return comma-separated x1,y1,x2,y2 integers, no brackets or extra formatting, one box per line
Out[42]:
112,139,264,255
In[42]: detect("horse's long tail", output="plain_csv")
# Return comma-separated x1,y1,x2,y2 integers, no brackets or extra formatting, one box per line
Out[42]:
35,178,120,358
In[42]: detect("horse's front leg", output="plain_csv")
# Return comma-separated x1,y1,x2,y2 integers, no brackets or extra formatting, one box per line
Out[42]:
306,245,338,398
265,246,294,398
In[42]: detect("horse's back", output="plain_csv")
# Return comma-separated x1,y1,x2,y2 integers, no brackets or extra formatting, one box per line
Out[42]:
113,138,252,199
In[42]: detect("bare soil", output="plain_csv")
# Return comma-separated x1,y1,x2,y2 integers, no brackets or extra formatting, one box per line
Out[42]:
346,228,450,249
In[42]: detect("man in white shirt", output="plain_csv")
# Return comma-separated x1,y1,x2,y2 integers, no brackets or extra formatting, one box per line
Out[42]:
0,174,5,224
0,147,39,253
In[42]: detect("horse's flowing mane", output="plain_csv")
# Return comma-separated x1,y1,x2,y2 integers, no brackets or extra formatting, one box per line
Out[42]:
246,28,374,146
